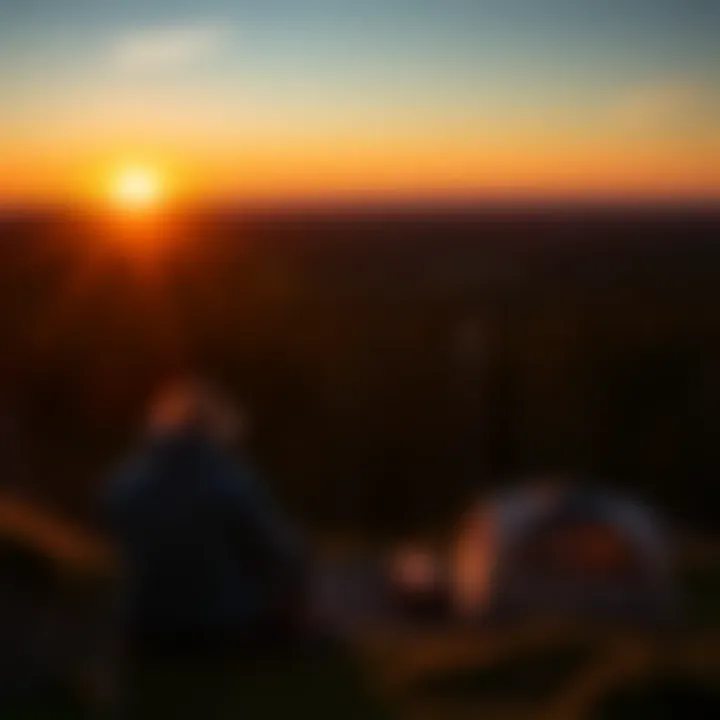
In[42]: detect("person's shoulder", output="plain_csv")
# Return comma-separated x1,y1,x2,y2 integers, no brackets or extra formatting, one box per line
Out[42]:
208,451,258,496
104,448,154,506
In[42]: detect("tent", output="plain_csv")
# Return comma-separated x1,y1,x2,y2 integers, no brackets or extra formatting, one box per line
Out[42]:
450,480,675,622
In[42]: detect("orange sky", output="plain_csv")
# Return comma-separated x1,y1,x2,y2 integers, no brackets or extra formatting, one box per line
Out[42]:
2,123,718,207
1,3,719,206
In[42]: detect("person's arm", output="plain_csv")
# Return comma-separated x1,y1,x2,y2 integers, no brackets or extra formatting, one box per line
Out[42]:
223,467,312,630
218,459,305,568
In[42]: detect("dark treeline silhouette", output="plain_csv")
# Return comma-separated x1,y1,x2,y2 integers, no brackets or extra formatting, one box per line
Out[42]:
1,205,719,538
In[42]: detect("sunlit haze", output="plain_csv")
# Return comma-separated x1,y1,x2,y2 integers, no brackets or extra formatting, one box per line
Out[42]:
0,1,719,207
111,166,164,211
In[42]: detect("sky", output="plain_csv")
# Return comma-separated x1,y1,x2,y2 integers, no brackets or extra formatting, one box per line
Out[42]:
1,1,719,205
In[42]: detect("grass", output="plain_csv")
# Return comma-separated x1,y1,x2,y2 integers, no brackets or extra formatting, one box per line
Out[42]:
126,649,390,720
5,553,720,719
407,643,594,703
590,675,720,719
682,565,720,628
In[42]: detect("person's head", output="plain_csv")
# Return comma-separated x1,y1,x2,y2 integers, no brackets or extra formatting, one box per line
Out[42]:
145,377,246,446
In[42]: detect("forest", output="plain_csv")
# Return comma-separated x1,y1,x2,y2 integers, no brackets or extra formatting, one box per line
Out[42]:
1,205,718,538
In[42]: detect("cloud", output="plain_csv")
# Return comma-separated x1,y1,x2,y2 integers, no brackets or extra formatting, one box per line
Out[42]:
113,23,228,72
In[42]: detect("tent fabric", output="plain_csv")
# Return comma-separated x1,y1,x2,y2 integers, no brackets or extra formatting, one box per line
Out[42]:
450,481,673,621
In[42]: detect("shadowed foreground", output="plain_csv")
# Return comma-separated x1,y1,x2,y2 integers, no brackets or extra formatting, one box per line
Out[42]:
1,504,718,719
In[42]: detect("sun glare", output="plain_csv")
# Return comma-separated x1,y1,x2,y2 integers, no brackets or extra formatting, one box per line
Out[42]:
111,166,164,211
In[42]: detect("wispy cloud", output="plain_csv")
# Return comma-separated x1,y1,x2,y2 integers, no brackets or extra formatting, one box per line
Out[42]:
112,22,228,72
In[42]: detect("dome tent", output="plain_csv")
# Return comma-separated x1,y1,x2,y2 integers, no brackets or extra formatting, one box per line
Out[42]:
450,480,674,623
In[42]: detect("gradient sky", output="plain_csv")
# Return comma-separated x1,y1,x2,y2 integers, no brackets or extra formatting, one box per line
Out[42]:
1,1,719,205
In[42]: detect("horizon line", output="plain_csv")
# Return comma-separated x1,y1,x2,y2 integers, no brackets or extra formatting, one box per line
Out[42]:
2,194,720,218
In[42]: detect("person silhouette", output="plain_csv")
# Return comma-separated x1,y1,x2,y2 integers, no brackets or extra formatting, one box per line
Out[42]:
103,378,308,664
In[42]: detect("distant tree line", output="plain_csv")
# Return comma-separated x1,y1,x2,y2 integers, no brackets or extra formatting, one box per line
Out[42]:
0,210,718,538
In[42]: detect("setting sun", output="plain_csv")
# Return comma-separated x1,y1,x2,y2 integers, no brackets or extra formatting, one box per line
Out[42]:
111,166,164,210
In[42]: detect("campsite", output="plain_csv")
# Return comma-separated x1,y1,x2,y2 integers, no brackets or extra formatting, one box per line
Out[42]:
3,0,720,714
1,484,719,718
1,206,719,717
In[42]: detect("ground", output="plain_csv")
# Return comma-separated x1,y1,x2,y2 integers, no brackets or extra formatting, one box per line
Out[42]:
8,546,720,719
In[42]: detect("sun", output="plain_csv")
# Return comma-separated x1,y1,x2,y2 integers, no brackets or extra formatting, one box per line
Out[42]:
111,166,164,211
